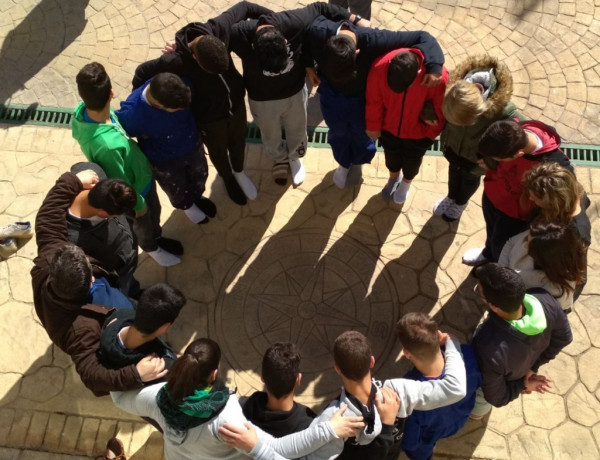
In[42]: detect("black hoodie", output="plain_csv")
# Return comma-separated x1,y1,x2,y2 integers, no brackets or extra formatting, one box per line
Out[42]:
132,2,272,124
243,391,316,437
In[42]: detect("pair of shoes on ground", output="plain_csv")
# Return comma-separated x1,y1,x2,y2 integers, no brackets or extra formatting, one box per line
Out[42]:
381,176,411,204
184,197,217,224
433,196,467,222
224,170,258,205
272,158,306,187
333,164,363,189
147,236,184,267
0,222,33,260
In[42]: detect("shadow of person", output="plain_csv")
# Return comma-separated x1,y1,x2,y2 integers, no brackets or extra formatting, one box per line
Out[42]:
212,171,362,404
0,0,90,105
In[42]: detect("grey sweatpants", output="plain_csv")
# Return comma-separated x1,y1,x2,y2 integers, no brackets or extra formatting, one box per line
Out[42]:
249,85,308,163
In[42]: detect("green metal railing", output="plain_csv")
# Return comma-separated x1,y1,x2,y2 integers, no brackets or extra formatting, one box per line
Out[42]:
1,104,599,167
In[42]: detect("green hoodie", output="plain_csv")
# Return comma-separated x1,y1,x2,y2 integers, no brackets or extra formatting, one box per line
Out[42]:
71,102,152,212
508,293,547,335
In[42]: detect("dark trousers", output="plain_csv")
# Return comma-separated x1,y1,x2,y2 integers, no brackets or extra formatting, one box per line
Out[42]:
379,131,433,180
199,104,247,181
318,78,376,168
448,163,482,205
153,142,209,210
133,181,162,252
482,192,529,261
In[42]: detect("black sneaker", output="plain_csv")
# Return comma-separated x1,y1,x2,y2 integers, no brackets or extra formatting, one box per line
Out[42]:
224,177,247,205
157,237,183,255
195,197,217,218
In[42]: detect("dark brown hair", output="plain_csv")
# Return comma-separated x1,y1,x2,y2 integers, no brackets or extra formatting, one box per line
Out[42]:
333,331,371,381
528,220,587,297
166,338,221,401
395,313,439,361
479,120,528,159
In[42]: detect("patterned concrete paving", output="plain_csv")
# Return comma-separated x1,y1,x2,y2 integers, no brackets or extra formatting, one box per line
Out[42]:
0,0,600,459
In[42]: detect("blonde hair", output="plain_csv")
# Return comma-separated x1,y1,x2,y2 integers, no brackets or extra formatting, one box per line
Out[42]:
443,80,489,126
523,163,584,225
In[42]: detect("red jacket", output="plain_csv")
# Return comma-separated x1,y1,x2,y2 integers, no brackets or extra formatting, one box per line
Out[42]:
365,48,448,139
484,121,571,219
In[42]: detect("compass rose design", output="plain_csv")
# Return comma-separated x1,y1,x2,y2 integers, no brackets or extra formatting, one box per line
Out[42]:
214,231,399,399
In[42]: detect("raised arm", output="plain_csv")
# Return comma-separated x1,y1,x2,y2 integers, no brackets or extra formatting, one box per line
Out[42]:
384,338,467,417
35,172,83,255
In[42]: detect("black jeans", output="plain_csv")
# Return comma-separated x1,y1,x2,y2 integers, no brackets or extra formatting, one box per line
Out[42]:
153,141,209,210
482,192,529,261
380,131,433,180
447,163,482,205
132,181,162,252
199,104,247,181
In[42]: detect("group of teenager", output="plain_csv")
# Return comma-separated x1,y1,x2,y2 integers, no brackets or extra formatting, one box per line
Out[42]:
28,1,592,459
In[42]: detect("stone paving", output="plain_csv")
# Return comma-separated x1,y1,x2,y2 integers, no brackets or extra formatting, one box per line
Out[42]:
0,0,600,459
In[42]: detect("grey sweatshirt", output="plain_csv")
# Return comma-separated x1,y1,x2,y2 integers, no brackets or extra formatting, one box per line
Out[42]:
308,338,467,460
111,384,340,460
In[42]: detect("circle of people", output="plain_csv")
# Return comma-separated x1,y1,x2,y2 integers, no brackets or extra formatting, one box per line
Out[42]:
31,2,590,460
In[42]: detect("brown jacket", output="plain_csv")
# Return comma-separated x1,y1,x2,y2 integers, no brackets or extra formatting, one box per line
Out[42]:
31,172,142,396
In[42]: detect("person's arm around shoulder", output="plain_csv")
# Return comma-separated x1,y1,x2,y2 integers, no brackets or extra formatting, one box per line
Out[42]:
365,59,385,141
35,171,97,254
384,334,467,417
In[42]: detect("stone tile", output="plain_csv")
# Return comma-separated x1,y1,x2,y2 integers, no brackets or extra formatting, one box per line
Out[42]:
578,347,600,392
538,352,578,395
567,382,600,426
563,310,592,356
487,399,524,435
41,413,66,451
507,426,553,460
550,421,600,459
58,416,83,453
523,392,566,429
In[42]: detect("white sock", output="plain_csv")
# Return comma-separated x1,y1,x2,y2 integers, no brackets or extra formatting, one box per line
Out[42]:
393,180,411,203
147,247,181,267
184,204,207,224
289,158,306,186
333,165,349,188
234,171,258,200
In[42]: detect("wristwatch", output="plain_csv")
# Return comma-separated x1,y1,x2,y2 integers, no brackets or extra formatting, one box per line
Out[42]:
352,15,362,25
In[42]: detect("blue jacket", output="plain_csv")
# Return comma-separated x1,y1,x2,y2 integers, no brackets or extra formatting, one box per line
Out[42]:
401,345,481,460
116,80,198,165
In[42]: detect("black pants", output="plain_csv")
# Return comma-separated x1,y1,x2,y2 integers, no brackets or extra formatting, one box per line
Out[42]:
448,163,481,205
380,131,433,180
199,104,247,181
132,181,162,252
153,142,208,210
482,192,529,261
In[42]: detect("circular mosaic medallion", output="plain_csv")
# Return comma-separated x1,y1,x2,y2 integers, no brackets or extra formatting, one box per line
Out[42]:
215,230,399,400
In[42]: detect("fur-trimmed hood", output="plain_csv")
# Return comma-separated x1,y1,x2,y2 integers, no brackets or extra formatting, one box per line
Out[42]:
449,55,513,118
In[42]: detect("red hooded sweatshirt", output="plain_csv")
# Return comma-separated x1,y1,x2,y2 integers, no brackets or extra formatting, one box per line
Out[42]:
484,120,571,219
365,48,448,140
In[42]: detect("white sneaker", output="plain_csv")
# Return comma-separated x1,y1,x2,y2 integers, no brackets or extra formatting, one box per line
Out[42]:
147,247,181,267
433,196,455,216
333,165,349,188
234,170,258,200
393,180,411,204
289,158,306,186
462,247,488,266
444,202,468,222
381,177,402,201
183,204,208,224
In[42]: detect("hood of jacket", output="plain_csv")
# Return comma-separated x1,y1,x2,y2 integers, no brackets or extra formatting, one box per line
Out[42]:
449,55,513,119
174,22,213,63
509,293,548,335
339,382,382,445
